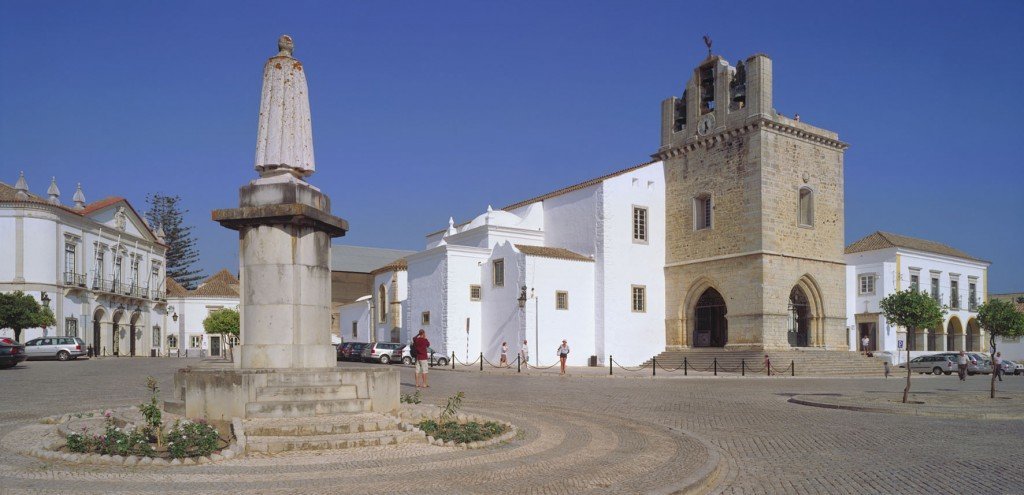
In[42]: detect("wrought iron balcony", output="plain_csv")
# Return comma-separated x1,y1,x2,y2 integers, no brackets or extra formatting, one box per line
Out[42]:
152,289,167,301
949,293,960,310
63,271,86,287
968,297,979,312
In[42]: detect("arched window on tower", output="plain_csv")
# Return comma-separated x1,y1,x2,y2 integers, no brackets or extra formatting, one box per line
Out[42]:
693,194,713,230
798,187,814,227
377,284,387,323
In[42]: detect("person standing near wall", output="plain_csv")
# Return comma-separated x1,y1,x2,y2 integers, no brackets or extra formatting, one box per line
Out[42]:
557,340,570,375
994,352,1003,382
520,339,529,367
412,329,430,388
957,351,968,381
499,341,509,367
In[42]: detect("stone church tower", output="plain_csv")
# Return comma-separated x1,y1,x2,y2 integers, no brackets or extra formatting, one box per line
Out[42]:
653,53,848,351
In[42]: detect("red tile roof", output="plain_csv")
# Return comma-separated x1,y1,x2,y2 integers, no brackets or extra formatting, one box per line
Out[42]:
515,244,593,262
845,231,987,263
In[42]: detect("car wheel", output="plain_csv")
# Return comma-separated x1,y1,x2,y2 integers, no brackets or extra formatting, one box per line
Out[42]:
944,371,952,375
967,371,975,376
932,367,943,375
57,351,70,361
403,357,412,365
379,355,390,365
436,357,449,367
0,362,14,369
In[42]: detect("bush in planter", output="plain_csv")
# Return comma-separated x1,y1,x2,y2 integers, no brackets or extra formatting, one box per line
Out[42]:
417,419,508,444
165,419,222,459
65,413,154,457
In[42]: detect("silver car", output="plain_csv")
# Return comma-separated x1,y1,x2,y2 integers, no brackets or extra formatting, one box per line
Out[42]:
901,354,958,375
23,337,88,361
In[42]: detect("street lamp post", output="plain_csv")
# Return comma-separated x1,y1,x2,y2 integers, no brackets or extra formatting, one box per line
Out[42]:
40,292,51,337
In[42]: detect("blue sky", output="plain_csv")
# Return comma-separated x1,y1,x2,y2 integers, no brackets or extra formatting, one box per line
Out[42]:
1,1,1022,293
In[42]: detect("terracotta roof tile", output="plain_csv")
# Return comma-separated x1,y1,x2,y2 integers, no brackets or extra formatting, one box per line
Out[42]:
370,257,408,275
167,269,240,298
515,244,593,262
165,277,189,297
845,231,987,262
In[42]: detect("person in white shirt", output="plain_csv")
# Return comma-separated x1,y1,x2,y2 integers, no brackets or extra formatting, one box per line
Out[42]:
556,340,570,375
994,352,1004,382
520,339,529,367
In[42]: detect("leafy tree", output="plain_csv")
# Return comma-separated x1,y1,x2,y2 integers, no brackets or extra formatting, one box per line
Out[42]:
145,194,203,289
0,291,57,342
977,299,1024,398
203,308,239,360
879,289,945,403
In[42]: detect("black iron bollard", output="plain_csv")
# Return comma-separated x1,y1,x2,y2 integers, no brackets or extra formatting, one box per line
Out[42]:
430,350,435,368
517,355,521,373
713,357,718,376
609,355,613,376
653,356,656,377
480,352,484,371
741,359,745,376
452,351,456,370
684,356,688,376
791,359,795,377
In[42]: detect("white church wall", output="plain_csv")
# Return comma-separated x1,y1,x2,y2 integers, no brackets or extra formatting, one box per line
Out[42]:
481,242,525,364
338,300,371,342
523,254,595,367
443,247,489,363
407,248,449,355
599,162,666,365
537,185,600,257
0,217,15,281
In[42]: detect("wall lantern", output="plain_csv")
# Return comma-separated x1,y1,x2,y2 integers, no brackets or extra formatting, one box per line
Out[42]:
172,312,179,322
40,292,51,307
517,286,528,309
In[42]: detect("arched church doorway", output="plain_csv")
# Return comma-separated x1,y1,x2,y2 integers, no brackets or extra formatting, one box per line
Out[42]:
947,317,963,352
92,308,105,357
111,310,123,356
966,318,981,352
129,311,140,357
789,286,811,347
693,288,727,347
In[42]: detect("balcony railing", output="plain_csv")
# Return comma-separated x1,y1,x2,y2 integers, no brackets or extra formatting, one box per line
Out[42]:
968,297,978,312
63,271,86,287
152,289,167,301
87,273,155,300
950,292,960,310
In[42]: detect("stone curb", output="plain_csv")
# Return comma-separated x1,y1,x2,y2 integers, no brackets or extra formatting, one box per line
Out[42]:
787,395,1024,420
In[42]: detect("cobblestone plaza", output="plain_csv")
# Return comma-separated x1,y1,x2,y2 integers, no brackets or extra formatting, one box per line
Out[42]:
1,358,1022,494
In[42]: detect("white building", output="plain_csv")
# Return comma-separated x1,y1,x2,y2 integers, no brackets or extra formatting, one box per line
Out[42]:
0,173,169,356
844,231,990,362
339,161,666,366
991,293,1024,361
164,270,240,358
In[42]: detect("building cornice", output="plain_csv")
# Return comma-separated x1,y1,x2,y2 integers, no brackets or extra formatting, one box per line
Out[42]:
651,117,849,161
2,200,167,252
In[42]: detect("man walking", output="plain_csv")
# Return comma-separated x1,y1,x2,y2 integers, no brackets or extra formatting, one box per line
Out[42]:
957,350,968,381
520,339,530,367
994,351,1004,382
412,329,430,388
861,335,870,354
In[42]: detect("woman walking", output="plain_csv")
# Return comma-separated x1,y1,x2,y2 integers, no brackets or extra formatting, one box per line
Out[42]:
499,341,509,367
557,340,570,375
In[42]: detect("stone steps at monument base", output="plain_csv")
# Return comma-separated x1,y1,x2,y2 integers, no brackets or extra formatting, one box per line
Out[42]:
265,371,356,387
245,429,426,453
242,413,399,436
245,398,372,418
642,350,886,376
255,385,358,401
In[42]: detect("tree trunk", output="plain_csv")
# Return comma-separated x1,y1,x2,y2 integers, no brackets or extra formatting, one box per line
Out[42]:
990,336,997,399
13,327,22,343
903,348,911,403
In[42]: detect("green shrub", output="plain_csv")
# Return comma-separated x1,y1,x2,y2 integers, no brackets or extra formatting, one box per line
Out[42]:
65,432,91,453
417,419,508,444
165,419,222,458
439,391,464,422
400,390,422,404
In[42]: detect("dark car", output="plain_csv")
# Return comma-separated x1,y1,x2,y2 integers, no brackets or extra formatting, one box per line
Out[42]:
340,342,369,361
0,340,27,369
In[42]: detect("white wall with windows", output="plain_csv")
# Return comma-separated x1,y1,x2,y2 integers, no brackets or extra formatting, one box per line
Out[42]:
164,295,239,358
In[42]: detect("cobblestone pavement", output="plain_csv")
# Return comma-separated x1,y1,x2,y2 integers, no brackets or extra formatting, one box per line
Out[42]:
1,358,1023,494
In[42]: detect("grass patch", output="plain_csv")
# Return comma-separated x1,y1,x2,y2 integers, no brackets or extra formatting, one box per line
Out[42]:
417,419,508,444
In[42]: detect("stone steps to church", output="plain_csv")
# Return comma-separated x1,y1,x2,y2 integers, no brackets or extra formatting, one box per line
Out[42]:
245,398,371,418
255,384,358,402
242,413,399,437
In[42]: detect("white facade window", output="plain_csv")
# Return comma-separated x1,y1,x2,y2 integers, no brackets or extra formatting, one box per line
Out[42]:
167,335,178,349
421,311,431,325
968,282,978,309
227,335,239,346
859,275,875,295
555,291,569,310
950,280,960,309
909,273,920,291
64,243,76,276
930,276,940,301
694,195,712,230
113,255,123,288
632,285,646,312
798,187,814,227
64,317,78,337
492,259,505,287
189,335,202,348
351,321,358,338
470,285,481,301
632,206,648,242
131,256,140,288
94,249,105,287
152,326,160,346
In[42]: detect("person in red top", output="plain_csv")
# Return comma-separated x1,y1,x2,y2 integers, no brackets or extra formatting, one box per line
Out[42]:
412,329,431,388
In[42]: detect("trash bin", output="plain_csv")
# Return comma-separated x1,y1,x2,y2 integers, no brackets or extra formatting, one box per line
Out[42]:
588,355,598,367
150,349,157,357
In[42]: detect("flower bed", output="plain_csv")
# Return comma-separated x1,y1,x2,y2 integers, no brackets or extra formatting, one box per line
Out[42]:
64,413,227,459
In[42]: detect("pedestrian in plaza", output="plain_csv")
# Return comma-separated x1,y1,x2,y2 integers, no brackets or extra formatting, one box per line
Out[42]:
557,340,570,375
763,354,771,375
520,339,529,367
412,329,431,388
861,335,870,354
499,341,509,367
994,351,1003,382
957,350,968,381
883,359,891,378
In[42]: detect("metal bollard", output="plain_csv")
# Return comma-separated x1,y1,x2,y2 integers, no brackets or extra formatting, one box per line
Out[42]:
766,359,771,376
517,355,521,373
452,351,456,370
480,352,483,371
741,359,745,376
609,355,613,376
684,357,688,376
430,351,435,368
652,356,656,377
791,360,795,377
713,357,718,376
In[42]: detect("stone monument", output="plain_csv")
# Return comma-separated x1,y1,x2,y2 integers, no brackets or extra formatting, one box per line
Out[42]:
167,36,399,429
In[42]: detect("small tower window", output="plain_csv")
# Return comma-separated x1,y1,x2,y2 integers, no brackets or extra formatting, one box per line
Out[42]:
694,195,713,230
673,90,687,132
632,206,648,242
699,64,716,114
798,188,814,227
492,259,505,287
377,284,387,323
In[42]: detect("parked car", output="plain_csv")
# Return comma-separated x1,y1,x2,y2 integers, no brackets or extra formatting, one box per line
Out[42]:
0,340,27,369
966,353,993,375
899,354,957,375
361,342,404,364
339,342,368,361
399,345,450,366
1010,360,1024,376
23,337,88,361
998,359,1016,376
